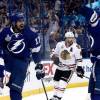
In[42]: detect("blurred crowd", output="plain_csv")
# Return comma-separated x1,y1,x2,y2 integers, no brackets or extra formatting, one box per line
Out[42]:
0,0,100,59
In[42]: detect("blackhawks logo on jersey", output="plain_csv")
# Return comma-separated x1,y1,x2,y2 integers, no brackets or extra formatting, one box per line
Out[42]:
60,50,71,60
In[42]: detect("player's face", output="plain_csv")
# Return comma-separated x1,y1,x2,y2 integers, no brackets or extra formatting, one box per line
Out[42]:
65,37,74,45
16,19,25,30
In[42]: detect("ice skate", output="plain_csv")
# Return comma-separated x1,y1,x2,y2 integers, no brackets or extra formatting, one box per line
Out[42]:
49,96,61,100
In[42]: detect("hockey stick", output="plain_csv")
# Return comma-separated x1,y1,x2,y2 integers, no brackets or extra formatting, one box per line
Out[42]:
83,75,89,79
76,72,90,79
41,79,49,100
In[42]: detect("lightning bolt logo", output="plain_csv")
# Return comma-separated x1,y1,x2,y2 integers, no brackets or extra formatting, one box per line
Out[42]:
11,39,24,51
7,39,25,54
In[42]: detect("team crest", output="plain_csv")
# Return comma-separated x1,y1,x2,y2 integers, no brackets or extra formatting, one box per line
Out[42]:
7,39,25,54
60,50,71,60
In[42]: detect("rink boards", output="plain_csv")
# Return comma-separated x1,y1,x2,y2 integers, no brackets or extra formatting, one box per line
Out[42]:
0,58,92,100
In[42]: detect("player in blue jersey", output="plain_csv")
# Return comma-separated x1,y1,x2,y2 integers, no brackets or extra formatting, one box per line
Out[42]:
66,0,100,100
0,12,45,100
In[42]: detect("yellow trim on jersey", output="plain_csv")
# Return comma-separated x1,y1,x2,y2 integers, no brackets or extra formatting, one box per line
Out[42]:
0,82,88,100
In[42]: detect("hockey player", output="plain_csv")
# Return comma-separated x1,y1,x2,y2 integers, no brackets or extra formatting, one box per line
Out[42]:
50,31,84,100
0,12,45,100
79,6,100,100
67,0,100,100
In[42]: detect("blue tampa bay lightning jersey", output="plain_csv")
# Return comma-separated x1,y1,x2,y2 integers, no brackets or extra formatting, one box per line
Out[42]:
80,6,100,56
0,26,41,63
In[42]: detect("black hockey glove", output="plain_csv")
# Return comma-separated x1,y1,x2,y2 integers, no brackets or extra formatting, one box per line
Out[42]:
35,64,45,80
51,55,59,66
76,66,84,78
66,0,83,14
53,57,59,66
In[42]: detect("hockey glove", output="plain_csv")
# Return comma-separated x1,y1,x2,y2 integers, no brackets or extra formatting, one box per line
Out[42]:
66,0,83,14
76,66,84,78
35,64,45,80
51,55,59,66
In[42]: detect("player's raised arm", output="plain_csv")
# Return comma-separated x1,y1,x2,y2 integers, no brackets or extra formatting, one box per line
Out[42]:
79,6,99,27
67,0,99,27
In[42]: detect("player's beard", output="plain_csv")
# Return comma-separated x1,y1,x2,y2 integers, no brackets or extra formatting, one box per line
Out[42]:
19,24,24,30
68,41,73,46
13,24,24,33
65,40,74,47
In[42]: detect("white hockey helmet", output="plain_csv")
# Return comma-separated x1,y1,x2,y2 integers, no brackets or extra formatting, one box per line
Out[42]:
65,31,74,38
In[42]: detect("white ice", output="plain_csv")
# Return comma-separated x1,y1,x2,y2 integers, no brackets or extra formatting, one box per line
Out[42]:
23,86,90,100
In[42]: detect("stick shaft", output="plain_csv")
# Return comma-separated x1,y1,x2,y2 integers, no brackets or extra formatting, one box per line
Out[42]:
41,79,49,100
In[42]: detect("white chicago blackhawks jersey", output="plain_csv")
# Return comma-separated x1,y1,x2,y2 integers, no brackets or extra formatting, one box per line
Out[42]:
54,41,82,71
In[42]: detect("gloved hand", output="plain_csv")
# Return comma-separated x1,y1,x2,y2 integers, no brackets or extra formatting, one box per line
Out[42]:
35,64,45,80
66,0,83,14
76,66,84,78
51,55,59,66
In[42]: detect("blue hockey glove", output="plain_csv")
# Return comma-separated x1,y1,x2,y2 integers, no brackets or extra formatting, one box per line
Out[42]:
76,66,84,78
35,64,45,80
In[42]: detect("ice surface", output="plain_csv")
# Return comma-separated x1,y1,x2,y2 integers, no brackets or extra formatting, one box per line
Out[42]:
23,87,90,100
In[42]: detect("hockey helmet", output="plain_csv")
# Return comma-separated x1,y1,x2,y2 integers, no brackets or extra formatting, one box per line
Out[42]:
65,31,74,38
9,12,25,23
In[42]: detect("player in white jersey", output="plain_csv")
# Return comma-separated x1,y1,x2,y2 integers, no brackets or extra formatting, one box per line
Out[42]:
50,31,84,100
